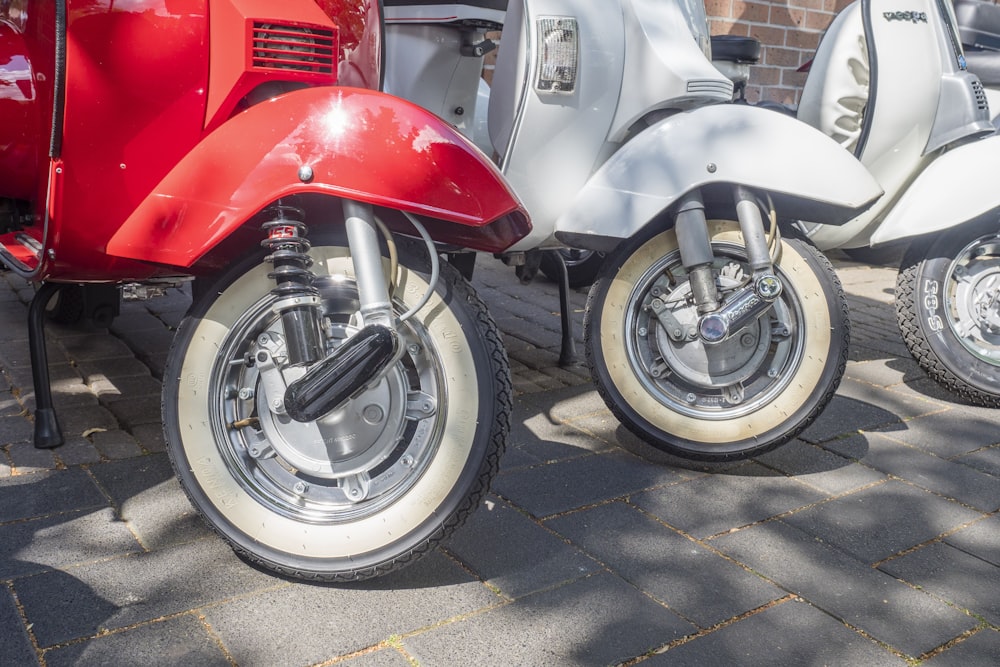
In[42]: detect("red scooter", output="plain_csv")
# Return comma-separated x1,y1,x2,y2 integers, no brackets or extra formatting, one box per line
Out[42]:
0,1,530,581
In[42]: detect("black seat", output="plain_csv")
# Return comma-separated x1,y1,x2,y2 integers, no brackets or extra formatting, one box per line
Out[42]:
954,0,1000,50
383,0,507,10
711,35,761,64
965,50,1000,86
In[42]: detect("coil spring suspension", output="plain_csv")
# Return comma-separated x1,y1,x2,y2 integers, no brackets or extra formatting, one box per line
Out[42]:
261,204,323,366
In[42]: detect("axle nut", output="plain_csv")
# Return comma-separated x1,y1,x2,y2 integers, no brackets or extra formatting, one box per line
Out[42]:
755,275,782,300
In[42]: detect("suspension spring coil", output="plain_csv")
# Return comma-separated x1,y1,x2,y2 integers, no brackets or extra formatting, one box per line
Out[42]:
261,204,323,366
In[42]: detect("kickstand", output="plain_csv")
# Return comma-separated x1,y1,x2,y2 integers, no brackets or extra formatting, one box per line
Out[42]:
546,250,580,368
29,283,64,449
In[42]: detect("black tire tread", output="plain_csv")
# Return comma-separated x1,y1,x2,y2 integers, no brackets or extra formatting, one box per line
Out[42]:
895,253,1000,408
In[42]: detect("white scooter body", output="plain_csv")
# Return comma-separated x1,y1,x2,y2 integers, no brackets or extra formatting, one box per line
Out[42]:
385,0,884,254
796,0,994,250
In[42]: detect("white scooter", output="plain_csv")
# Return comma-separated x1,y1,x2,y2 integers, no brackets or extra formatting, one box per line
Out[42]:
787,0,1000,408
387,0,1000,413
384,0,887,463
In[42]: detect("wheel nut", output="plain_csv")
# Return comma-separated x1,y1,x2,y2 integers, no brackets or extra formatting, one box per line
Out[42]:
238,388,254,400
293,482,308,494
686,392,697,403
740,333,756,347
401,455,414,467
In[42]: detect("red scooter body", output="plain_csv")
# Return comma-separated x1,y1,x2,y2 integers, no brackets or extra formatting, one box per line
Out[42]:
0,0,528,280
0,1,531,582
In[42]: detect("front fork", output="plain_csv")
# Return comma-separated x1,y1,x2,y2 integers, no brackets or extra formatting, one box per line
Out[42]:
674,186,783,344
260,199,401,425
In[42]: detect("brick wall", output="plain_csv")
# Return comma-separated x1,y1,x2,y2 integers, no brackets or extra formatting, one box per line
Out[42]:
707,0,855,105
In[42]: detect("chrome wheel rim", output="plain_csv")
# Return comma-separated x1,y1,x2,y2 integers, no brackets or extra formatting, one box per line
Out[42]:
945,231,1000,364
623,242,804,420
208,275,444,524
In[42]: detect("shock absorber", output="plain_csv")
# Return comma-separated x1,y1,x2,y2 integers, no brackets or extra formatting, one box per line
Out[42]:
261,203,323,367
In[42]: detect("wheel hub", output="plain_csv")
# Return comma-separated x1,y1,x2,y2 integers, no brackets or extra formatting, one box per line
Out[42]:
651,280,772,387
213,277,444,522
250,348,408,479
625,247,800,419
949,234,1000,358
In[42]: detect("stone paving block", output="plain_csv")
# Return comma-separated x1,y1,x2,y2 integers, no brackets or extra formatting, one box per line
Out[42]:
52,436,102,467
0,413,34,445
711,520,976,657
117,328,175,372
546,502,782,629
103,395,161,428
922,628,1000,667
444,495,600,599
129,423,166,453
21,379,99,411
493,449,685,519
798,391,906,444
854,434,1000,512
77,357,155,381
781,480,983,564
943,515,1000,567
752,439,887,495
0,469,106,523
89,430,143,460
51,405,120,440
88,373,162,401
88,454,211,550
510,397,616,458
844,357,925,388
5,442,58,474
954,445,1000,477
869,413,1000,459
109,310,173,334
14,537,278,648
630,462,827,539
44,614,230,667
644,598,907,666
0,508,141,579
2,357,75,395
337,648,414,666
0,587,36,667
880,542,1000,626
57,334,135,362
0,391,23,418
517,384,608,422
404,572,695,667
203,551,499,666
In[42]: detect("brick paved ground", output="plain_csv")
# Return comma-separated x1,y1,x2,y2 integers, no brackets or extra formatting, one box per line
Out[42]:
1,251,998,666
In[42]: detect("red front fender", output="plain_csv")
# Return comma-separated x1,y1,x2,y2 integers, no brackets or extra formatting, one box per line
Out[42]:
107,87,529,267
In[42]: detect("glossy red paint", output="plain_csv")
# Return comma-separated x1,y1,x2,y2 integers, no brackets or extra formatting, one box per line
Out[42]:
0,2,55,204
1,0,527,282
107,86,528,267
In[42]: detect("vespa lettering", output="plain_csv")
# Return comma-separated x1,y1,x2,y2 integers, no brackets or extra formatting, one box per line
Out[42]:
883,11,928,23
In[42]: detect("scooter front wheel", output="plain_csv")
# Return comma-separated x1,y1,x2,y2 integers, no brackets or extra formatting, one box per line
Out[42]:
585,221,849,461
895,220,1000,407
163,241,510,581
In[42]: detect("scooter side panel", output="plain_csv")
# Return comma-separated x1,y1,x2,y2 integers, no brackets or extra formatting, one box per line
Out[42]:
546,104,884,247
106,86,529,267
871,132,1000,244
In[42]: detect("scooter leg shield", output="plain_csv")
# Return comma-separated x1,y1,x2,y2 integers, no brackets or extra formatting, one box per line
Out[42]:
106,86,530,269
550,104,883,252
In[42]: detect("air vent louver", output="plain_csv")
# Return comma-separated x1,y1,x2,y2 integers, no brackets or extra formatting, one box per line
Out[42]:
971,79,989,112
252,22,336,74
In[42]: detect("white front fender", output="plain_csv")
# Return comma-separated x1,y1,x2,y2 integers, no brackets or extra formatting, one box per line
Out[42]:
554,104,883,243
871,133,1000,245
